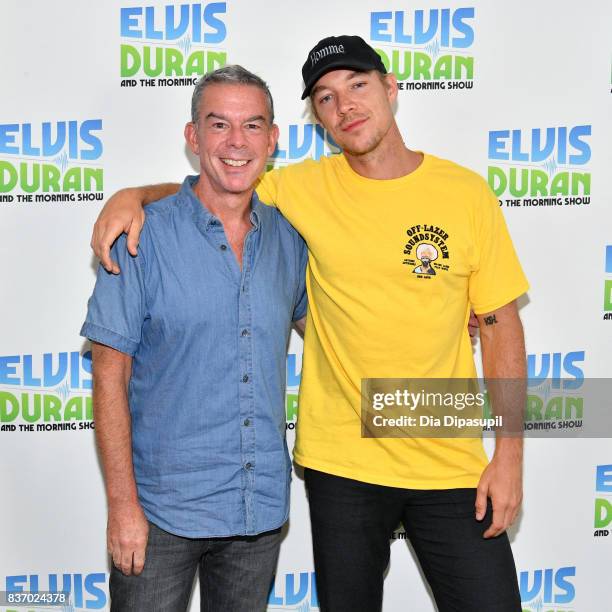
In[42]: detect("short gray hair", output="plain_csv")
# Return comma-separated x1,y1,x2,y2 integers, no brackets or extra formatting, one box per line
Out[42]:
191,65,275,124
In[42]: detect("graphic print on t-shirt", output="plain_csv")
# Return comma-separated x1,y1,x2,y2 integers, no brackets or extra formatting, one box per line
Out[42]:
402,223,451,278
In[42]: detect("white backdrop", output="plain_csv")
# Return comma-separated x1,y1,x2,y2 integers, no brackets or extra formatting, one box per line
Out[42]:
1,1,611,610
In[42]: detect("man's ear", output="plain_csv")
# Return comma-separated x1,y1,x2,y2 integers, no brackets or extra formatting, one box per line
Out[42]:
184,122,199,156
383,72,399,104
267,123,280,157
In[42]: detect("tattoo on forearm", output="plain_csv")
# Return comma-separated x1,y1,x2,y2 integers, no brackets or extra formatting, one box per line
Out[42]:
483,314,498,326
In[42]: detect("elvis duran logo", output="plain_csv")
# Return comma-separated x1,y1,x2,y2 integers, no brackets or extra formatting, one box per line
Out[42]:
0,120,103,204
268,123,340,170
480,351,586,434
488,125,592,209
514,351,585,433
268,571,318,610
519,566,576,611
5,572,108,610
120,3,227,88
594,464,612,537
369,8,475,91
527,351,584,391
0,351,94,433
402,223,451,278
603,246,612,320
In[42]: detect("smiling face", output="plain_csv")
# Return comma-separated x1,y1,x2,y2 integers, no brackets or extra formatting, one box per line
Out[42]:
310,69,398,157
184,83,278,197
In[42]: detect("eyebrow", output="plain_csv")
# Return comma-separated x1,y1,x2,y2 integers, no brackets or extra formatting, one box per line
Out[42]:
205,112,267,123
310,84,325,98
311,71,367,98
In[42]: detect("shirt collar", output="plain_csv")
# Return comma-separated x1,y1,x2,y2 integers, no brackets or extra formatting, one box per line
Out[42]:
180,175,262,231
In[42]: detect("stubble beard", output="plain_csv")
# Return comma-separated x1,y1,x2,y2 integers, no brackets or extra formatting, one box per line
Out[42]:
340,120,394,159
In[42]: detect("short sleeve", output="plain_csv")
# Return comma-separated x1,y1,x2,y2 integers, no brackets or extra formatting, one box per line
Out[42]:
468,183,529,314
80,234,147,356
255,168,283,208
292,236,308,322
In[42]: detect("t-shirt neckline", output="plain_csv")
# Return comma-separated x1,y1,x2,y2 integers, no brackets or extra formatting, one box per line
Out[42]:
336,150,431,191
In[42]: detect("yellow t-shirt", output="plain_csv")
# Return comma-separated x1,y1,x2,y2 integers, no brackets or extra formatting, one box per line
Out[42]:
256,152,529,489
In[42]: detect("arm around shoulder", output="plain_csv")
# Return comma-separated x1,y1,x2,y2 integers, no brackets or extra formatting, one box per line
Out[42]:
92,183,180,274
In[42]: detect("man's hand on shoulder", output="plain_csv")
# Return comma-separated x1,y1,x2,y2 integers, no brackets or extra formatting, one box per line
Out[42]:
91,183,180,274
91,188,147,274
107,500,149,576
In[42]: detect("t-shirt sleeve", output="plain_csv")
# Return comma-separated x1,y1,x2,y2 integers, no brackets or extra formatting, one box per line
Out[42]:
292,236,308,322
255,167,283,209
80,233,146,356
468,182,529,314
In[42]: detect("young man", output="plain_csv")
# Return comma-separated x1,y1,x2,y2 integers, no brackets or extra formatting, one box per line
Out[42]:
81,66,307,612
91,37,528,612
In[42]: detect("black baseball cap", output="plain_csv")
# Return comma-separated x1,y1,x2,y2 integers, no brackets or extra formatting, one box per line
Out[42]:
301,35,387,100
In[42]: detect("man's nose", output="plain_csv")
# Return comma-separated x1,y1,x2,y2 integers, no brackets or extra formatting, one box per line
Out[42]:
337,92,356,116
226,125,247,147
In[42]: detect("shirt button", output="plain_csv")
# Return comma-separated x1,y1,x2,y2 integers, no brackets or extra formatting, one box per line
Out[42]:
242,374,249,383
243,418,250,426
220,244,227,251
241,329,249,337
245,462,252,469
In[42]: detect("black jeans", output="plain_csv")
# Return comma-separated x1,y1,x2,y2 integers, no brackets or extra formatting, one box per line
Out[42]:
109,522,281,612
304,468,521,612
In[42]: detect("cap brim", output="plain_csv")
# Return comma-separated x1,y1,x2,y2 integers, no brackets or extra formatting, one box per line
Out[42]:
301,59,385,99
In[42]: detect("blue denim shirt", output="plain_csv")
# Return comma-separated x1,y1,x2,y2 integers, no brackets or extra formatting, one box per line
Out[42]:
81,176,307,537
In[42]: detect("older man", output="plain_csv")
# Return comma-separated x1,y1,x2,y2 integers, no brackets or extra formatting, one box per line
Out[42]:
81,66,307,612
91,36,528,612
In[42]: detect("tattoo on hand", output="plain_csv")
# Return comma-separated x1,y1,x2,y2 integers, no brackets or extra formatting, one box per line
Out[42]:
483,314,498,326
